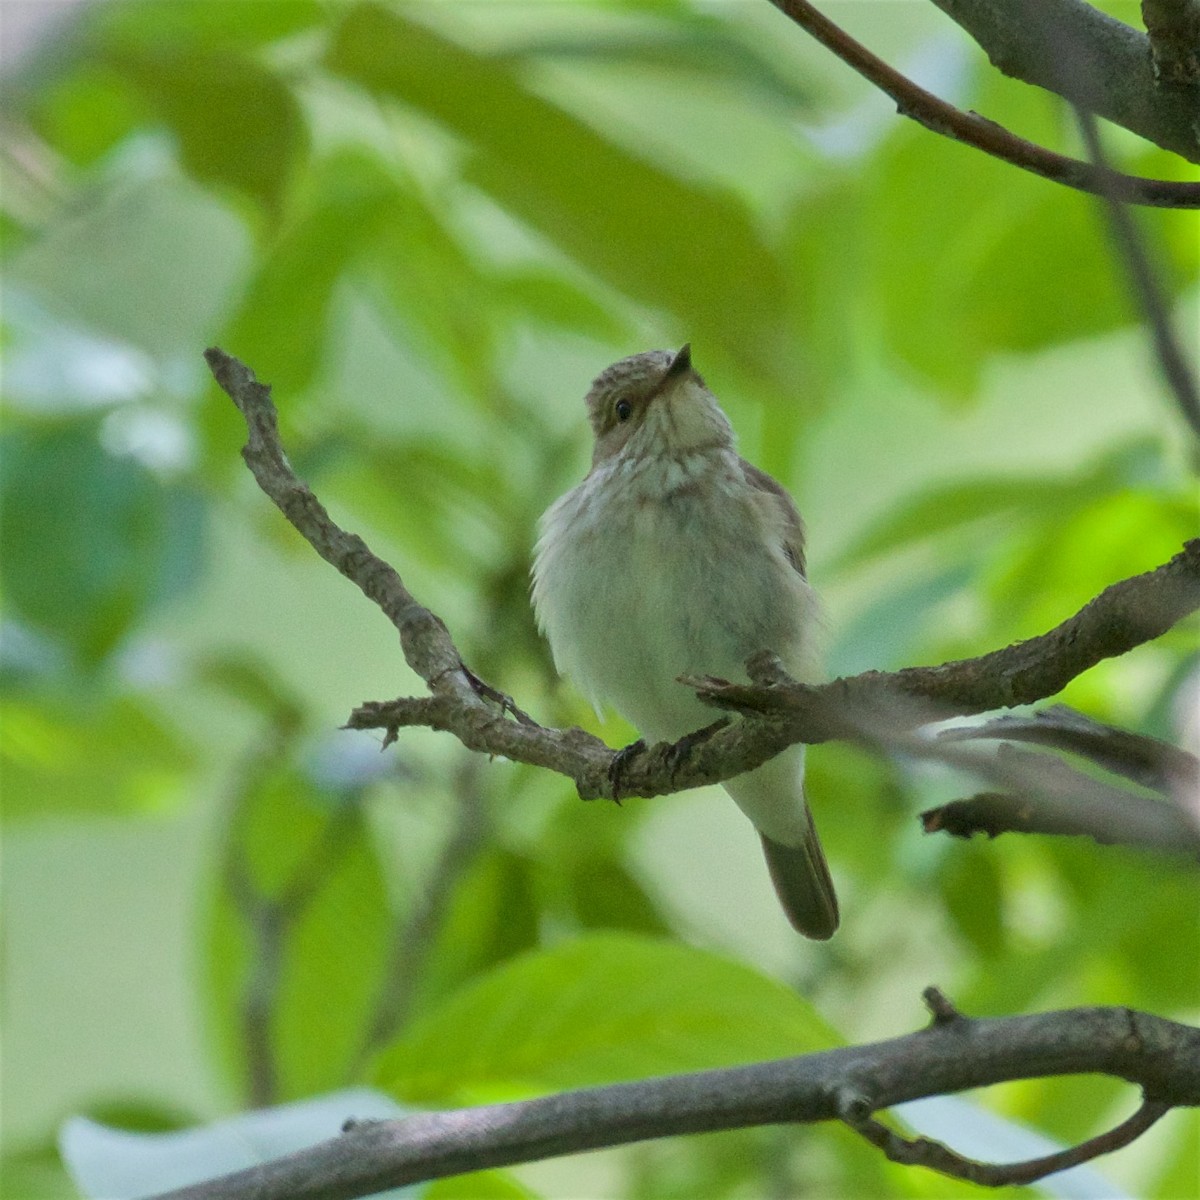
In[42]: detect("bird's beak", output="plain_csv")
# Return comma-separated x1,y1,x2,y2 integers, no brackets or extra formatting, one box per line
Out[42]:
665,343,692,381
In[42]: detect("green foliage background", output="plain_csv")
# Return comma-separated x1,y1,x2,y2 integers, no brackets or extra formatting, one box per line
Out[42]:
2,2,1197,1196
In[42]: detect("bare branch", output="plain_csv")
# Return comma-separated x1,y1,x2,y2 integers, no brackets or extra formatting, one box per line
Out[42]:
847,1096,1170,1187
764,0,1200,207
1074,106,1200,438
147,1000,1200,1200
1142,0,1200,86
219,718,365,1107
938,705,1200,795
205,349,1200,825
927,0,1200,161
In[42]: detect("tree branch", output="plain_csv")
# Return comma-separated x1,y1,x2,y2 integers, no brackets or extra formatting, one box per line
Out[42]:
765,0,1200,207
927,0,1200,161
1074,105,1200,438
1142,0,1200,86
847,1094,1170,1187
148,997,1200,1200
205,348,1200,831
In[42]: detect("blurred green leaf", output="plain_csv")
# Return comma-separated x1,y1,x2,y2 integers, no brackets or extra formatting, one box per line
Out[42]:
1,694,192,820
374,934,840,1103
0,421,205,665
832,438,1165,572
325,4,791,384
213,150,395,402
495,268,631,343
426,1170,538,1200
205,765,391,1100
412,847,541,1023
104,42,306,216
95,0,324,48
0,1142,77,1200
1151,1111,1200,1200
939,842,1006,959
195,650,307,726
27,64,146,168
866,69,1198,398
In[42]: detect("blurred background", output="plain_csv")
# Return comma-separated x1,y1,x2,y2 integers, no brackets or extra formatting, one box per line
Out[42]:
2,1,1197,1196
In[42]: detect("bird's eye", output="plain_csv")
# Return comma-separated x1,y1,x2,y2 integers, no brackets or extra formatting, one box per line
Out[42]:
615,399,633,422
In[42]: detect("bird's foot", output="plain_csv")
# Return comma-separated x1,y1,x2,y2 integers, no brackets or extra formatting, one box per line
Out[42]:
665,718,729,783
608,738,646,803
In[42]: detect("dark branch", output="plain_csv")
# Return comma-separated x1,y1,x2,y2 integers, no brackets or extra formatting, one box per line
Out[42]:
1074,106,1200,438
920,776,1196,855
148,1001,1200,1200
205,348,1200,826
937,706,1200,796
1141,0,1200,86
764,0,1200,207
847,1097,1170,1187
927,0,1200,161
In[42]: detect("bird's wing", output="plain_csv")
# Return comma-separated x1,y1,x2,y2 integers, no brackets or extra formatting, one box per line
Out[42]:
739,458,807,577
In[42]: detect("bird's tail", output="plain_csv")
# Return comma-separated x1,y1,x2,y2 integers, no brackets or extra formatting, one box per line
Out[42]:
759,807,839,940
723,745,839,939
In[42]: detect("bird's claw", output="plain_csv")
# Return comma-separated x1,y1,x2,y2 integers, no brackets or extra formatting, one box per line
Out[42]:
608,738,646,803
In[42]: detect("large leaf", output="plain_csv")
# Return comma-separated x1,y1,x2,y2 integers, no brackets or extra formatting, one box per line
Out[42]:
104,42,306,216
0,420,205,665
325,4,791,384
374,934,839,1103
215,151,396,398
866,67,1199,398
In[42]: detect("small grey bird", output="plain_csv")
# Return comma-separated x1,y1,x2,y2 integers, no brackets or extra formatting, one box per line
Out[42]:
532,345,838,938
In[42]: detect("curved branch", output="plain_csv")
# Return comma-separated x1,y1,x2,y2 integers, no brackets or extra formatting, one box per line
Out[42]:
928,0,1200,158
848,1095,1170,1187
766,0,1200,207
148,997,1200,1200
205,349,1200,829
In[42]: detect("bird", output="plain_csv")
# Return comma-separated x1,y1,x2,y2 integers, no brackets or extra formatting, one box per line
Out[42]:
531,344,838,938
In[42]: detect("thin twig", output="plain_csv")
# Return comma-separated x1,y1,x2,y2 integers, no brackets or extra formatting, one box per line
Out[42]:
767,0,1200,207
846,1097,1170,1186
937,705,1200,795
1075,106,1200,438
219,716,365,1106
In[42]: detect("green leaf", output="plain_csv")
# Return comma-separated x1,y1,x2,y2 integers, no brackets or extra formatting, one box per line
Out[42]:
0,421,206,665
325,4,790,385
96,0,324,49
374,934,839,1103
831,438,1169,571
213,150,395,399
498,18,817,111
104,42,306,216
865,69,1198,398
495,268,631,343
411,848,542,1025
832,478,1083,572
0,1141,77,1200
939,843,1006,959
426,1170,538,1200
205,766,391,1100
0,694,192,820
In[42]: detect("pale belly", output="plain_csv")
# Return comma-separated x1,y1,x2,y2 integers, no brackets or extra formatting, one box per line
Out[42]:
534,468,817,745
